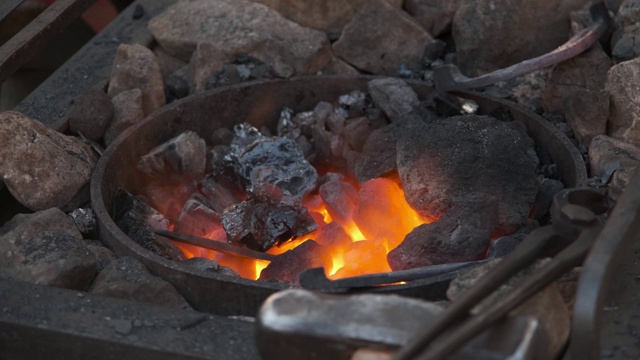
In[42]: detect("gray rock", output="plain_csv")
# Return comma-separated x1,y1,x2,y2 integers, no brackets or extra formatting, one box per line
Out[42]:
154,45,188,76
543,45,612,113
87,244,116,272
107,44,166,116
90,256,191,309
320,56,360,76
138,131,207,183
68,88,113,141
564,89,609,146
148,0,332,76
589,135,640,196
333,0,432,75
368,78,419,122
0,208,96,289
251,0,402,33
104,88,145,146
189,42,229,93
397,115,539,234
453,0,589,76
611,0,640,62
405,0,461,37
0,111,97,211
606,57,640,147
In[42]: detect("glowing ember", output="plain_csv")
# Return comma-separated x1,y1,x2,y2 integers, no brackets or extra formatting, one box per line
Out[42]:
167,174,432,280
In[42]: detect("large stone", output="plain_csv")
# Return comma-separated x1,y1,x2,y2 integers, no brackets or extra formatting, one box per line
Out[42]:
0,208,96,289
405,0,461,37
396,115,539,234
67,88,113,142
107,44,166,116
543,45,612,113
332,0,432,75
148,0,332,77
250,0,402,33
453,0,589,76
606,57,640,147
104,88,145,145
0,111,97,211
589,135,640,197
564,89,609,146
189,42,229,93
90,256,191,309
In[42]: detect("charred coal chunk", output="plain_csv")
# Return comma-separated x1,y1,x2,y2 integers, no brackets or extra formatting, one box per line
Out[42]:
336,90,379,119
113,188,185,261
397,114,539,234
387,194,498,270
174,194,225,238
258,240,326,284
227,123,318,198
355,116,429,184
197,175,241,214
137,131,207,183
368,77,420,123
221,184,317,252
318,172,359,226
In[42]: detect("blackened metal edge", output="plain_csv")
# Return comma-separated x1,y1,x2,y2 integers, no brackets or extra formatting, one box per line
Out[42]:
91,76,587,316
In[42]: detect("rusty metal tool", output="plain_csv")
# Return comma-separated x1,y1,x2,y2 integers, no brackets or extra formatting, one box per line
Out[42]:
154,229,278,262
432,1,611,92
299,235,519,291
394,187,610,360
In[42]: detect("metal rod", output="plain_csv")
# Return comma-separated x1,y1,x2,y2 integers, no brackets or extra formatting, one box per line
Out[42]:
393,226,559,360
432,1,610,92
0,0,25,24
0,0,99,85
571,167,640,359
155,229,278,262
415,225,601,360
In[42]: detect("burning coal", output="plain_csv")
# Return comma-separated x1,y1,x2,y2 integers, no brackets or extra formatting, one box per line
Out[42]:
117,78,539,284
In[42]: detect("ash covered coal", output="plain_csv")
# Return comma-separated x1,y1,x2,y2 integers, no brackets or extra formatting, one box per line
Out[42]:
113,188,185,262
226,123,318,198
130,77,546,280
138,131,207,183
397,114,540,235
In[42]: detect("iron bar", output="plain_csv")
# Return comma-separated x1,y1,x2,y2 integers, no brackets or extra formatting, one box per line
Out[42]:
0,0,25,24
0,0,98,85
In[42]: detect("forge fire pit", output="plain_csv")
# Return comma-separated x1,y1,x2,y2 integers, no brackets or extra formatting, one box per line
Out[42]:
91,75,586,315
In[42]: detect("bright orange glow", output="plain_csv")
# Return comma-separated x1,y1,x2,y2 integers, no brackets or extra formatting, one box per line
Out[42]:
166,174,433,281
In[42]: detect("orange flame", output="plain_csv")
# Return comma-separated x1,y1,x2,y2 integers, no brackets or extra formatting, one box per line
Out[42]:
167,175,433,280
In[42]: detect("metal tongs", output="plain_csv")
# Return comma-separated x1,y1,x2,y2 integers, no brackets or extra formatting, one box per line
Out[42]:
432,1,611,92
392,186,613,360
